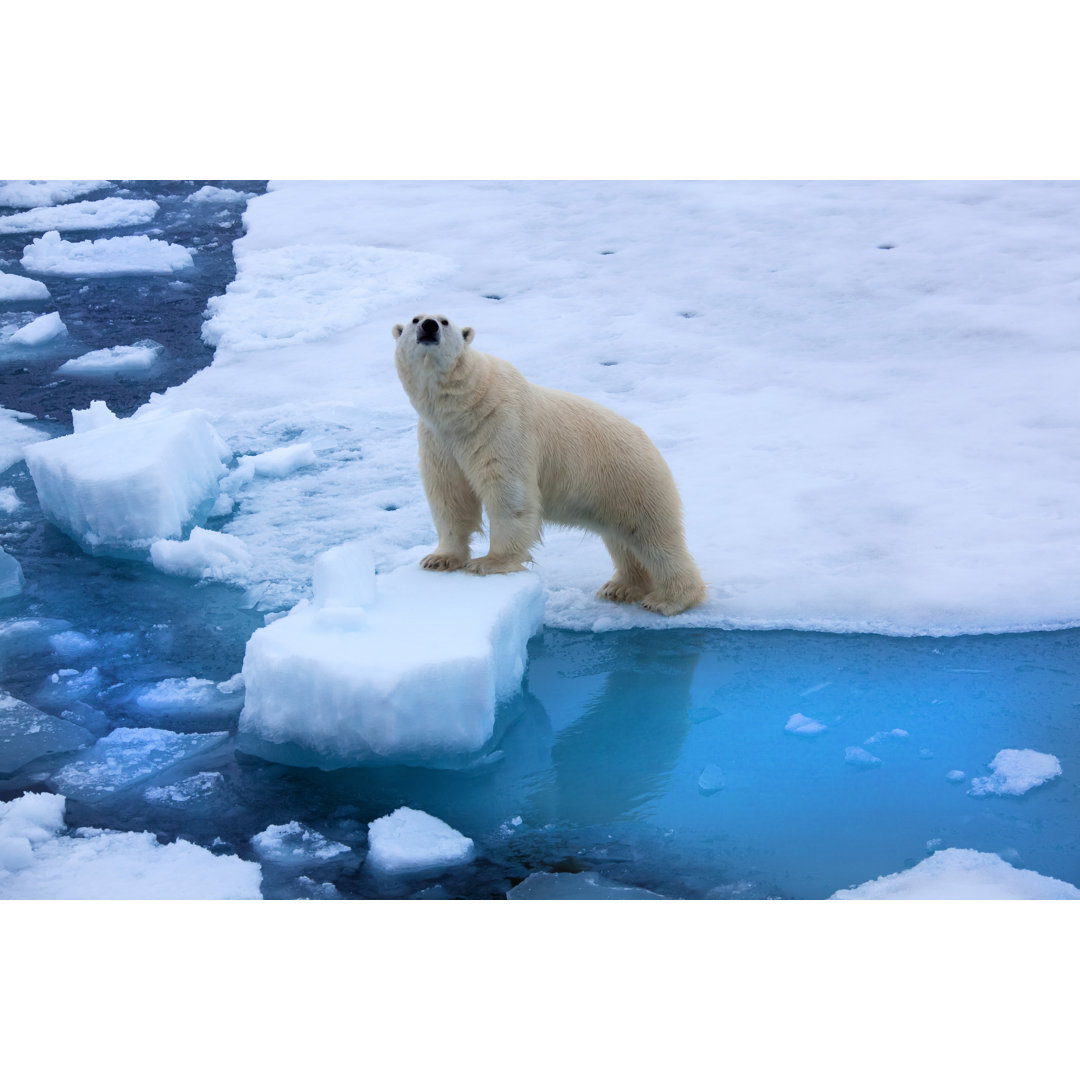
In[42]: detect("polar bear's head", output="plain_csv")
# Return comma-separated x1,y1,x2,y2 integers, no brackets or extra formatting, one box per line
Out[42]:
393,314,475,367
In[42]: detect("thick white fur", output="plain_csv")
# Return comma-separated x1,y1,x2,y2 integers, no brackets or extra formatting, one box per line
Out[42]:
393,314,706,615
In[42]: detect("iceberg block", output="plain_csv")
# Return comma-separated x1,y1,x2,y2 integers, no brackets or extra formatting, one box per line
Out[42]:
24,404,230,556
238,559,545,768
0,692,92,777
507,871,666,900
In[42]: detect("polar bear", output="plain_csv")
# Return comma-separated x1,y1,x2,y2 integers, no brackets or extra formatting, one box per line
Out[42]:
393,314,706,615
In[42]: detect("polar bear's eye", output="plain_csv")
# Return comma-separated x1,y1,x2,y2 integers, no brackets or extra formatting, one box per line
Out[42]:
440,319,448,326
411,317,419,324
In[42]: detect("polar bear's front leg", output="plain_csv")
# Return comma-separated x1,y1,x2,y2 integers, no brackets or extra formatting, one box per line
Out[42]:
418,423,482,571
464,474,541,575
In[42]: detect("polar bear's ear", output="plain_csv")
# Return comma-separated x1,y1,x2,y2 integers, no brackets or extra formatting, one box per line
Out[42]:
392,324,404,339
462,326,475,344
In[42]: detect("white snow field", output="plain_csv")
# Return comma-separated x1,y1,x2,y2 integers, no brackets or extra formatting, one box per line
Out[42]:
21,230,194,276
0,791,261,899
57,340,163,376
147,181,1080,636
24,402,231,556
365,807,474,874
0,271,50,301
0,181,111,209
0,197,159,235
238,543,544,767
831,848,1080,899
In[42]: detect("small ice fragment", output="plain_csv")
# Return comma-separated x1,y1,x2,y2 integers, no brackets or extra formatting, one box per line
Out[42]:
967,749,1062,797
697,763,725,794
143,771,223,805
243,442,316,479
844,746,882,768
865,728,909,744
21,230,194,276
0,271,50,301
946,770,966,783
251,821,350,865
150,528,253,582
9,311,66,346
58,341,163,376
365,807,474,875
0,692,92,777
786,712,827,735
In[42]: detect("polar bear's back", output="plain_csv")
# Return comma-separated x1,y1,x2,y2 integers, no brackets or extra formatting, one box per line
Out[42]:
530,383,684,533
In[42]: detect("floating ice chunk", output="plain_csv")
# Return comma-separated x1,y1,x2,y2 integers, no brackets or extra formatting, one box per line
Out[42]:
144,771,223,805
251,821,350,865
0,691,92,777
48,630,96,659
9,311,65,346
0,271,50,301
21,230,194,276
185,185,250,205
238,563,544,768
37,666,102,710
0,197,159,235
217,673,244,694
831,849,1080,899
0,791,261,899
25,405,231,556
52,727,229,803
150,527,253,582
865,728,909,743
786,712,827,735
507,872,666,900
0,546,24,598
844,746,882,768
134,676,243,722
58,340,163,376
201,243,455,352
365,807,474,875
968,749,1062,797
312,541,376,609
697,763,725,794
0,181,112,209
0,406,46,474
0,487,20,513
946,769,966,783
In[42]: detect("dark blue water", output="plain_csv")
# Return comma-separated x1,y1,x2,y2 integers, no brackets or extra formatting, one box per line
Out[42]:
2,182,1077,899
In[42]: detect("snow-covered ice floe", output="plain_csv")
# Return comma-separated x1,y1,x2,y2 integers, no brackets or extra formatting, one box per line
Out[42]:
238,542,544,768
0,791,261,899
365,807,474,875
967,748,1062,797
21,230,193,276
0,547,24,599
251,821,351,866
57,340,163,376
24,401,231,556
8,311,65,346
0,181,112,209
185,185,252,206
149,181,1080,635
0,197,158,235
831,848,1080,899
0,271,50,301
150,527,253,581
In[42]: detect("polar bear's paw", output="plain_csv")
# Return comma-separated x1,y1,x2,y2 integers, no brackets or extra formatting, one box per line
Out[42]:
641,584,706,616
421,552,468,572
596,579,648,604
464,555,528,575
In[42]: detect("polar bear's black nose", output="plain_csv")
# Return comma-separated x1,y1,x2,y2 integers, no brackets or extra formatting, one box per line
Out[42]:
418,318,440,342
